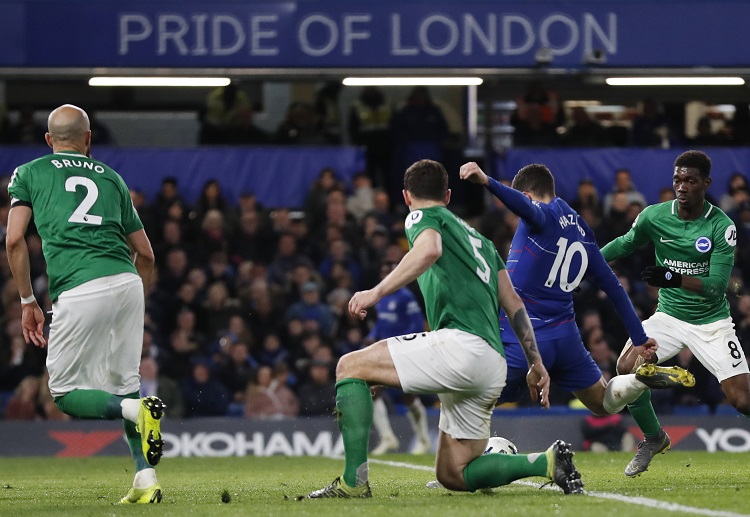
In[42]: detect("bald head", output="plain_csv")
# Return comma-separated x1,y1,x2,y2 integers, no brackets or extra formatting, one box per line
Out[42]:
47,104,90,145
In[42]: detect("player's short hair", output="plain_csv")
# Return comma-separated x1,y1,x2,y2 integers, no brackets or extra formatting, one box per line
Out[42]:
511,163,556,198
674,150,712,178
403,159,448,201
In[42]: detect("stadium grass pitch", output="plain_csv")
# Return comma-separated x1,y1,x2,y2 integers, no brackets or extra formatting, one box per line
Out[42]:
1,452,748,516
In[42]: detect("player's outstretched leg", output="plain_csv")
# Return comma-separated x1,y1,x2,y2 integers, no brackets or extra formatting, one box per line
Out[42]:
625,428,671,477
137,396,166,466
635,364,695,389
546,440,584,494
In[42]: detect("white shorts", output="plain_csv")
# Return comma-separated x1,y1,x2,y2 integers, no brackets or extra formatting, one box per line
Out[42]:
629,311,749,382
387,328,506,440
47,273,144,398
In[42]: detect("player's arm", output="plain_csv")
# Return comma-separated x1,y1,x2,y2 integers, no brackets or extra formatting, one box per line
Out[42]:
126,229,155,293
6,204,46,348
459,162,545,231
641,245,734,298
496,269,550,409
349,228,441,319
600,207,652,261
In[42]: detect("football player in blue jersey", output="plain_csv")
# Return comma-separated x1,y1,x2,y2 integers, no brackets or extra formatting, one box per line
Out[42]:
367,260,432,455
459,162,694,420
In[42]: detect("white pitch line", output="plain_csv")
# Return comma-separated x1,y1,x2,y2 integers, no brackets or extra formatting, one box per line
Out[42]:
364,457,750,517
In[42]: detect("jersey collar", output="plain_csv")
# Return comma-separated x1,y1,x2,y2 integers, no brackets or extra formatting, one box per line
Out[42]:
55,151,87,157
670,199,713,219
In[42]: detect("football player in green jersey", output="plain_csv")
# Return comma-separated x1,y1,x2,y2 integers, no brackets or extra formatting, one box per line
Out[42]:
307,159,583,499
602,150,750,476
6,105,164,504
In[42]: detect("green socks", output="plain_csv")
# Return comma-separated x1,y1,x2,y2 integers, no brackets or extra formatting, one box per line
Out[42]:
463,452,548,491
627,390,662,439
122,392,149,472
54,389,124,420
336,378,373,487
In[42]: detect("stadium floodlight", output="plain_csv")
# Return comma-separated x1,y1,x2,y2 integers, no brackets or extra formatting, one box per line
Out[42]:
342,77,483,86
605,77,745,86
89,77,231,87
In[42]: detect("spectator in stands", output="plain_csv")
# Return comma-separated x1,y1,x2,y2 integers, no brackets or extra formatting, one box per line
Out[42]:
318,238,362,291
267,232,302,288
389,87,449,201
688,116,725,147
305,168,343,229
243,364,299,419
569,178,603,218
230,209,274,264
199,82,268,145
348,86,393,188
631,99,672,147
196,209,229,264
203,281,239,339
246,282,284,343
256,332,291,369
7,107,45,145
5,375,40,420
346,172,375,222
286,282,335,339
297,359,337,416
726,103,750,146
153,177,185,221
314,81,343,145
215,341,258,404
181,359,229,417
602,169,648,218
195,179,232,221
562,107,606,147
89,112,113,145
719,172,749,214
139,357,184,418
275,102,327,145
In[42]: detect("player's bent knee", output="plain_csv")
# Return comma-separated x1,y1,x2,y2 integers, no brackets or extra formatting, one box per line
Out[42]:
436,468,467,492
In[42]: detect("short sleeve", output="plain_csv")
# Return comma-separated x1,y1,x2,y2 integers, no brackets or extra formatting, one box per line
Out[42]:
117,174,144,235
8,166,32,207
404,209,441,246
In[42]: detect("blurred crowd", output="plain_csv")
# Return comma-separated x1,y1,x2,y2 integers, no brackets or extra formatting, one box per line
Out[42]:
1,162,749,422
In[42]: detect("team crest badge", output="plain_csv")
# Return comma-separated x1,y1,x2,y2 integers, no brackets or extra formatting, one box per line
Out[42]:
694,236,712,253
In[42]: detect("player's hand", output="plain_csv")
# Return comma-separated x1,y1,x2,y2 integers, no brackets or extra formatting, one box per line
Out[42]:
459,162,490,186
21,302,46,348
634,337,658,363
641,266,682,288
348,289,381,320
526,361,551,410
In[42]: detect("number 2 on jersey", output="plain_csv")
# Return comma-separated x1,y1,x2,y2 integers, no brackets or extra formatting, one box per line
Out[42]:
545,237,588,292
66,176,102,225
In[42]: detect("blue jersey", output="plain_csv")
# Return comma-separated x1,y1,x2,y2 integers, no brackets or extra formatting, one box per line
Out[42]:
487,178,646,346
368,287,425,341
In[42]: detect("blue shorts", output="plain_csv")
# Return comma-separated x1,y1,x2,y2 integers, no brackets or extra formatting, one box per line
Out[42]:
497,335,602,404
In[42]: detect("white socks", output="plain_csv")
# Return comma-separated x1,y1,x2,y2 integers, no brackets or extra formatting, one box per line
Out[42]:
372,397,397,440
603,374,648,414
121,398,141,423
133,468,157,488
407,399,430,443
